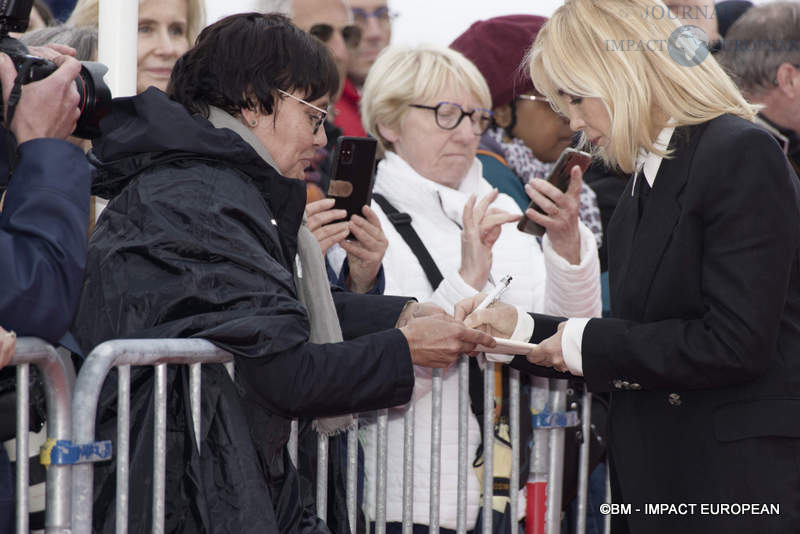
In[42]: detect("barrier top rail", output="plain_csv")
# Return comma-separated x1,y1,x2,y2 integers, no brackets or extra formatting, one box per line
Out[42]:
70,338,233,534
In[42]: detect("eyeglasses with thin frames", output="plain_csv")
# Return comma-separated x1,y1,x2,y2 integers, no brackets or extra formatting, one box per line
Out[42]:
408,101,494,136
277,89,328,135
351,6,397,28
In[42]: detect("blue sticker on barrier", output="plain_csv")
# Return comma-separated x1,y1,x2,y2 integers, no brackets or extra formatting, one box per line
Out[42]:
44,440,113,466
532,410,580,429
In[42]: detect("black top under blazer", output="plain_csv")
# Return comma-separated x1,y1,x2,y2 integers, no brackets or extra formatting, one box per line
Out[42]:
514,114,800,533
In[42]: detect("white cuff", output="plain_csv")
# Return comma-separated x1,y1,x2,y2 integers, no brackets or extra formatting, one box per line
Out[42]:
511,306,534,342
485,306,533,364
561,318,591,376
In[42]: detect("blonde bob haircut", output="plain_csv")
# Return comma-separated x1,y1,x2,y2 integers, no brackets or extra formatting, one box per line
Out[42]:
529,0,759,173
361,46,492,152
68,0,206,47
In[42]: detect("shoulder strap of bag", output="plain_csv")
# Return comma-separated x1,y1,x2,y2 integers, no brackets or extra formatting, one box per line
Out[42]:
372,193,443,290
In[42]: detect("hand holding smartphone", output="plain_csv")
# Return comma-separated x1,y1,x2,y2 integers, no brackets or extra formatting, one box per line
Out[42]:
327,136,378,224
517,147,592,236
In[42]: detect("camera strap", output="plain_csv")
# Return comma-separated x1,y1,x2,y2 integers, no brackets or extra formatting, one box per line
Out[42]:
0,58,36,176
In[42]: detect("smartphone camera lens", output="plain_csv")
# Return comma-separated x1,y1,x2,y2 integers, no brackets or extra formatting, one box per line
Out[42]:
341,141,354,164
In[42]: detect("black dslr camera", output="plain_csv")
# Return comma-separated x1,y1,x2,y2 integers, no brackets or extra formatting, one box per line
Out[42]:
0,0,111,138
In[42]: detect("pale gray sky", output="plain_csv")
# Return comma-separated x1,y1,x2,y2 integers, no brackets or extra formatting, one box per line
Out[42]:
205,0,773,47
206,0,564,45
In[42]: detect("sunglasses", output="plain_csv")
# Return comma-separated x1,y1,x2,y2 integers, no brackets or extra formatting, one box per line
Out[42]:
309,23,362,49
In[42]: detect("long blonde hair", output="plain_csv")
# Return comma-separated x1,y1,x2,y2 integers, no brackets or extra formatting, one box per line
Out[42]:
68,0,205,46
529,0,758,173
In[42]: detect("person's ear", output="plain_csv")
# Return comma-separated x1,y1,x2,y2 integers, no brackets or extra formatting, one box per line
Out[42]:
775,63,800,98
493,104,512,130
377,121,400,143
240,107,260,129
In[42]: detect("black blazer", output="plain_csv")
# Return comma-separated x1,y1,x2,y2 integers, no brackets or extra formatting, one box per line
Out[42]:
516,115,800,533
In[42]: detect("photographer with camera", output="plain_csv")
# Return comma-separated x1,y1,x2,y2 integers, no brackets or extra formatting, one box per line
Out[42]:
0,43,92,534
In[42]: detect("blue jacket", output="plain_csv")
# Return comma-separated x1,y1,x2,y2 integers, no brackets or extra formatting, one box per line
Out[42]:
0,137,90,343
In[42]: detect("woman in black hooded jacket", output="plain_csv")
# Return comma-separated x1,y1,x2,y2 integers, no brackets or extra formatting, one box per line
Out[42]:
72,13,492,534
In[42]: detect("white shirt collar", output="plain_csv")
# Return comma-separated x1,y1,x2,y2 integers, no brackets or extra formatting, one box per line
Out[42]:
631,125,676,196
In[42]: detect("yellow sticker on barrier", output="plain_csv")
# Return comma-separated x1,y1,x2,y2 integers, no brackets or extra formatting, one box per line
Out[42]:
39,437,57,469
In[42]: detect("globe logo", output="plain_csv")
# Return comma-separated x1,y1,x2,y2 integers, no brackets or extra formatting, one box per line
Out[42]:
668,25,710,67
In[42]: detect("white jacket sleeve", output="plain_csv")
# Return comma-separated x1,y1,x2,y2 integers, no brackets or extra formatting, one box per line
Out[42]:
541,221,603,318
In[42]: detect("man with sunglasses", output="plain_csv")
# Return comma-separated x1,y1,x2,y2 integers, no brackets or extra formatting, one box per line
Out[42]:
334,0,395,137
291,0,361,103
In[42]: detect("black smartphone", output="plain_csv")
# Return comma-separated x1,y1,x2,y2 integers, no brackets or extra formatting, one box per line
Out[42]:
327,136,378,227
517,147,592,236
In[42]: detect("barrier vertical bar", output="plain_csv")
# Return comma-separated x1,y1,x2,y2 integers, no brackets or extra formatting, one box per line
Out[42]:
15,363,29,534
402,402,414,534
316,434,329,521
509,369,521,531
11,340,75,534
288,420,299,467
604,466,611,534
189,363,202,453
482,363,494,534
152,364,167,534
545,379,567,534
375,409,389,534
429,368,442,533
346,421,358,533
72,339,232,534
527,376,549,534
116,365,131,534
576,390,592,534
456,356,468,534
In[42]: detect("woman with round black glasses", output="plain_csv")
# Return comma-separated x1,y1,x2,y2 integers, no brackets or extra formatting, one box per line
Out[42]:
346,45,602,532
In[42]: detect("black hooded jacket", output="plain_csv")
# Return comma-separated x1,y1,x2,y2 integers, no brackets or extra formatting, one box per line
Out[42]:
72,89,414,533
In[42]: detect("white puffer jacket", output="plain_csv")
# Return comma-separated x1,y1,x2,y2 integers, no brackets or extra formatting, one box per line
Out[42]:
357,152,602,529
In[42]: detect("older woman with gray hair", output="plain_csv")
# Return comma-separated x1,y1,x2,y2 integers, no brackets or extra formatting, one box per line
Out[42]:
350,45,602,532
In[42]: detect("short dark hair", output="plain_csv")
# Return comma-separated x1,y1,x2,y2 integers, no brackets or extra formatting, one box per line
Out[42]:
168,12,339,118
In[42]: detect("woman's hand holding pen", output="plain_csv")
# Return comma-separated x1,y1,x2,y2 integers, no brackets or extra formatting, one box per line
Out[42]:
454,292,518,339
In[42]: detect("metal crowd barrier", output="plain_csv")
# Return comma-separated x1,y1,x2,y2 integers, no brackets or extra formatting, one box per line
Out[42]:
338,362,604,534
8,337,75,534
8,337,602,534
70,339,233,534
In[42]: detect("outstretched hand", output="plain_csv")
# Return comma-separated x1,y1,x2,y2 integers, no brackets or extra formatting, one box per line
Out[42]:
400,314,495,368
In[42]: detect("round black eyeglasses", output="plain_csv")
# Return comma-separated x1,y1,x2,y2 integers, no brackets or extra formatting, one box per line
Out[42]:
408,102,494,136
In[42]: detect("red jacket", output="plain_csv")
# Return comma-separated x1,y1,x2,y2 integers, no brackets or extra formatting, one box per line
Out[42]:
333,78,367,137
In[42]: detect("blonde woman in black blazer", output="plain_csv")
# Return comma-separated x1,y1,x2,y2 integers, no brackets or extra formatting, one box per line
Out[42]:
458,0,800,532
